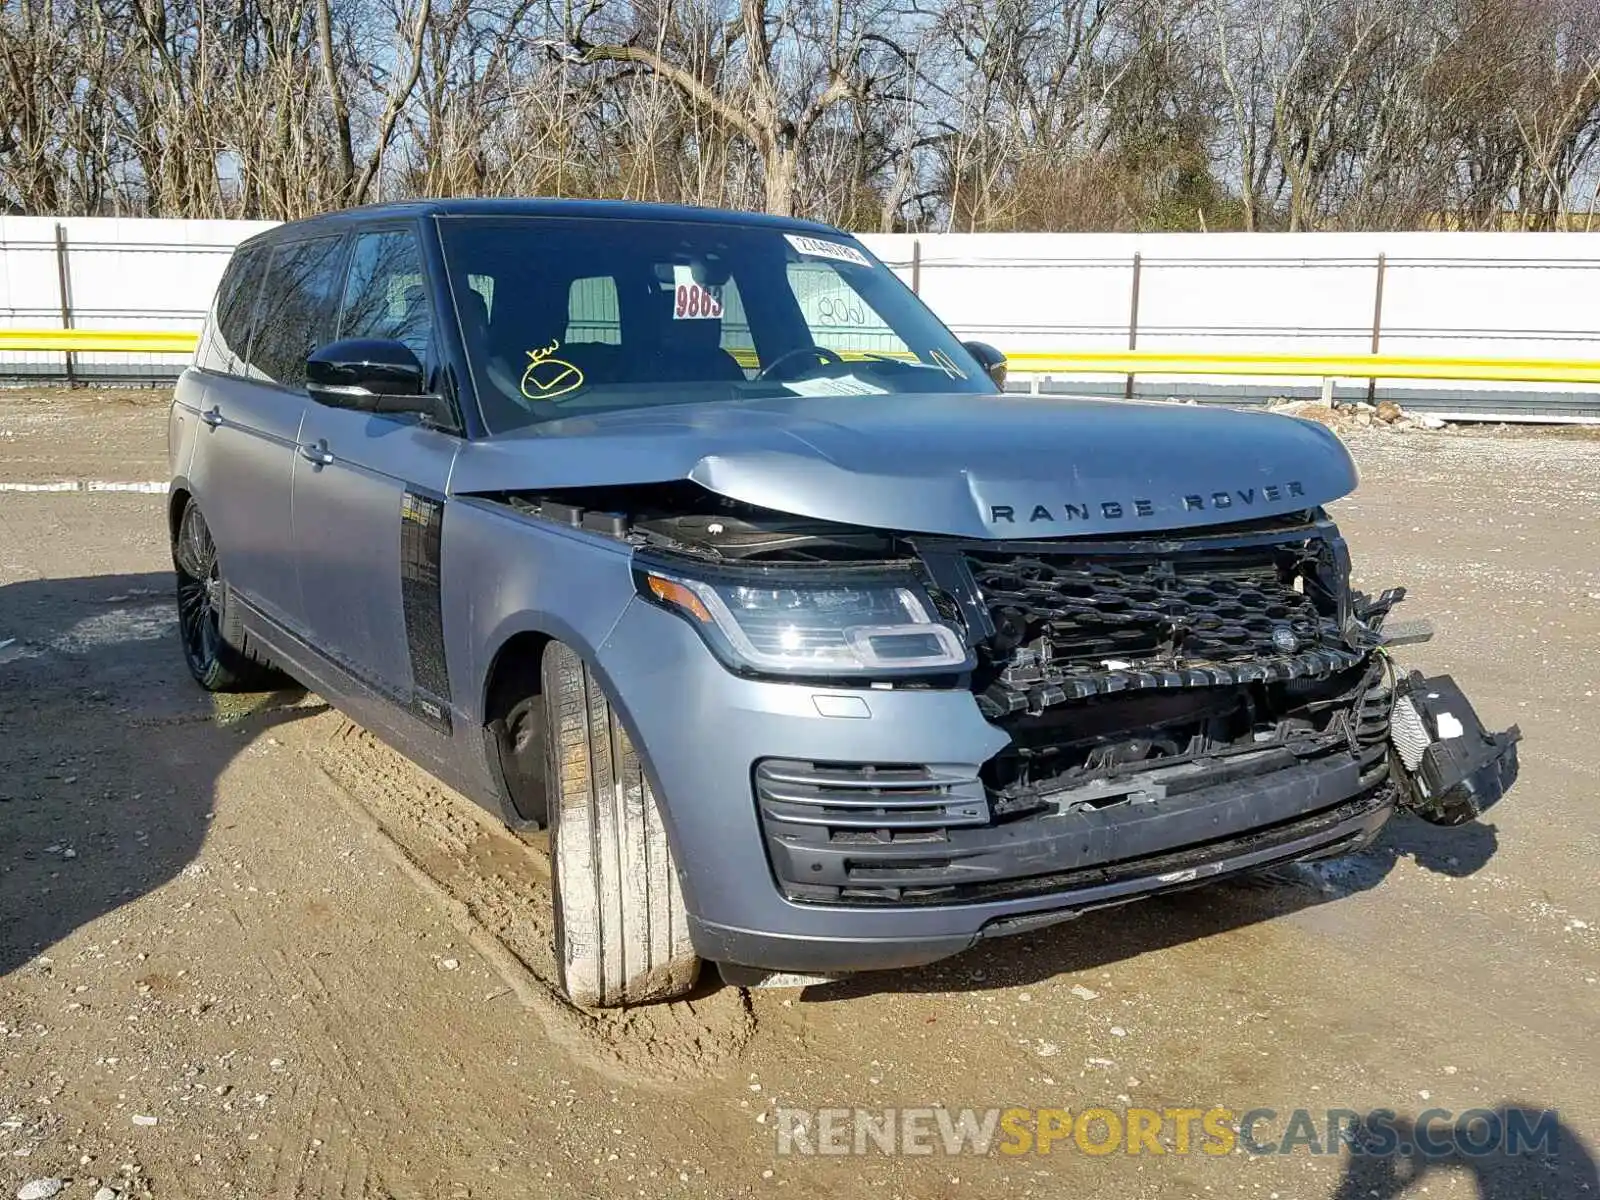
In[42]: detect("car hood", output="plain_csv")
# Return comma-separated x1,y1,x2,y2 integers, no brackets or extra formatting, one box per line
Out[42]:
451,392,1358,539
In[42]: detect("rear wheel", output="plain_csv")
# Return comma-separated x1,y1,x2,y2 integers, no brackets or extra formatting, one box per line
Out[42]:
541,641,700,1008
173,498,279,692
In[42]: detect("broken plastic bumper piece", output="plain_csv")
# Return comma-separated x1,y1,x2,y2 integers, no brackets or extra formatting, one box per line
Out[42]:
1391,672,1521,826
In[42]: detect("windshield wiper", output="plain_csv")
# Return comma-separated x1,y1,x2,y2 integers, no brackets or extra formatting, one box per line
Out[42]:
854,352,946,372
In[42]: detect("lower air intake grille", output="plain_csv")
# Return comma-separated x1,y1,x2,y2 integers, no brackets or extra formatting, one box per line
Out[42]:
755,759,989,834
755,761,992,902
755,759,994,902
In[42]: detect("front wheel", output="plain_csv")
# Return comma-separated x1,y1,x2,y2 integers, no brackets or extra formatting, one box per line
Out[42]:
173,498,279,692
541,641,700,1008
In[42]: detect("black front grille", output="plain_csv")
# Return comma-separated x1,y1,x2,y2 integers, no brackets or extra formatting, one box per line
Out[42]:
965,537,1358,716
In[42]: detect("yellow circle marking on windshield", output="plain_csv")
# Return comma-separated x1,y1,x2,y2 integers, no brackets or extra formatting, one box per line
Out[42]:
520,339,585,400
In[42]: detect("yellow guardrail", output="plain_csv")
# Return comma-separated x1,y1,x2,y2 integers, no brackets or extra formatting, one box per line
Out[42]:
1004,350,1600,385
0,329,201,355
6,330,1600,385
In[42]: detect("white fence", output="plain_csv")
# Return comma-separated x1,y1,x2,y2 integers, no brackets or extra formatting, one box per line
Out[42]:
0,215,274,380
861,231,1600,413
4,216,1599,411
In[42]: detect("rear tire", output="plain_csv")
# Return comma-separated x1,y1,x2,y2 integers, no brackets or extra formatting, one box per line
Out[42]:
172,498,281,693
542,641,700,1008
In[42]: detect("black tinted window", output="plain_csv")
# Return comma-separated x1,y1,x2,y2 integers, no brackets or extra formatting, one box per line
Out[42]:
202,244,268,375
337,230,431,359
250,236,346,388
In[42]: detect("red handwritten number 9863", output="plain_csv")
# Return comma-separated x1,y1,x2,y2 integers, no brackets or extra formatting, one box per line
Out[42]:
675,283,722,319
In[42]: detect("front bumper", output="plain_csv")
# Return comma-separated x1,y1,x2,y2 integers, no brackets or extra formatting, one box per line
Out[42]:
597,597,1402,975
759,748,1378,907
694,790,1393,975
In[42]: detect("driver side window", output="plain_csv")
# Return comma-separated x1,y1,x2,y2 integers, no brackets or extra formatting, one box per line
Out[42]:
248,236,345,388
338,230,432,360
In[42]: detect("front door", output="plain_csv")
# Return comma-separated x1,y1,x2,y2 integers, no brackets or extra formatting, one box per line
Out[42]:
290,226,460,732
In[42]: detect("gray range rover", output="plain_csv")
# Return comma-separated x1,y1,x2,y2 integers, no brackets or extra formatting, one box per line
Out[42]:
169,199,1520,1008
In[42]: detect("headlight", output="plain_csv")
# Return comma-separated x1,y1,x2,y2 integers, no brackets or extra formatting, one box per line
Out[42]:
639,564,970,676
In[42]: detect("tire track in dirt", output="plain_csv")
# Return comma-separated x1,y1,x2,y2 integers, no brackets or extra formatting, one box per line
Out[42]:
215,872,407,1200
304,718,756,1086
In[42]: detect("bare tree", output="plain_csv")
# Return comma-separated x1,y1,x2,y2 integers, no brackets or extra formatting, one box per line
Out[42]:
2,0,1598,229
559,0,907,215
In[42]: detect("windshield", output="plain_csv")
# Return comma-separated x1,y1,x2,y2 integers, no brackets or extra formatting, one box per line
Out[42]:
436,216,996,433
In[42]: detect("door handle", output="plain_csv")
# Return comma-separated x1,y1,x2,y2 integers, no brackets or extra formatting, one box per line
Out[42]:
298,439,334,466
200,406,223,428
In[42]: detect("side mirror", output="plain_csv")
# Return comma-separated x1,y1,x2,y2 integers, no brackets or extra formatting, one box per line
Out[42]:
306,338,443,420
962,340,1008,388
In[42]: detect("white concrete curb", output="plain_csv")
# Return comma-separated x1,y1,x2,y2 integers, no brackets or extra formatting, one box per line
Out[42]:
0,480,168,493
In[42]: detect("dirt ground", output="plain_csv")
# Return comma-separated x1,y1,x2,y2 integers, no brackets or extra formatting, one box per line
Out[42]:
1,391,1597,1199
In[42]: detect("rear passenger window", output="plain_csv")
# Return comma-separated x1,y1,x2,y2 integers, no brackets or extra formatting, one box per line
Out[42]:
202,244,269,376
566,276,621,345
716,277,757,373
337,230,431,359
466,273,495,320
250,237,346,388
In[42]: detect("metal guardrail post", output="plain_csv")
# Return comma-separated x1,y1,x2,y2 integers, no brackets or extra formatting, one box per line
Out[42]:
1367,252,1386,406
1125,251,1142,400
54,223,76,386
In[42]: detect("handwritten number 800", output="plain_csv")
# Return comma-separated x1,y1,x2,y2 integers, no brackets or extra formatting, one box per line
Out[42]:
817,296,865,326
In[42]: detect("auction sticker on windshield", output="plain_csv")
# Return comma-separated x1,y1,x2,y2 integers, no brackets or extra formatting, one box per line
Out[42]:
672,283,724,320
785,233,871,267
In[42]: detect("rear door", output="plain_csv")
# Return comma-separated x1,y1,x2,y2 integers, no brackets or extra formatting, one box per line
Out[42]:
185,239,336,629
290,224,460,732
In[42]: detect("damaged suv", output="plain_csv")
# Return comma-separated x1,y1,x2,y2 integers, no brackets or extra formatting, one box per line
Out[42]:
169,199,1520,1008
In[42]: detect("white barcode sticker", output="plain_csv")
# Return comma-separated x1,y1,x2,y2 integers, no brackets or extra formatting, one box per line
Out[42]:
785,233,871,267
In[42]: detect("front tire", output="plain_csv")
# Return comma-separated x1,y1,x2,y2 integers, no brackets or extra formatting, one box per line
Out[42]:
173,498,279,692
542,641,700,1008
